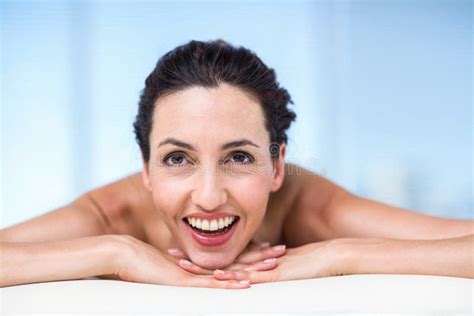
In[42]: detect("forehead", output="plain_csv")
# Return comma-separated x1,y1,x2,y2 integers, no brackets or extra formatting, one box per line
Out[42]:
152,83,268,143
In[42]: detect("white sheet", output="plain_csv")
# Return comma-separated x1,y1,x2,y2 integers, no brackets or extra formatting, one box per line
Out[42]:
1,274,472,314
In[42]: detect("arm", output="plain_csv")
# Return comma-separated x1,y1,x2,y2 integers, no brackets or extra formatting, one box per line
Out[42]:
0,235,121,287
284,166,473,245
0,172,151,286
0,172,148,243
325,191,474,240
334,234,474,279
0,196,109,243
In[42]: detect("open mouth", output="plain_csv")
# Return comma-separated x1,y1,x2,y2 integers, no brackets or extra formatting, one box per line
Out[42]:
183,217,240,235
182,216,240,246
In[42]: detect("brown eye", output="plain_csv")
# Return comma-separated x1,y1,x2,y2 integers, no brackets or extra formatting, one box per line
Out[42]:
163,152,189,167
228,151,253,164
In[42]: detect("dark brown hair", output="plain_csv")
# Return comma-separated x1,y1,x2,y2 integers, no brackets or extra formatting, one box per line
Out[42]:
133,39,297,162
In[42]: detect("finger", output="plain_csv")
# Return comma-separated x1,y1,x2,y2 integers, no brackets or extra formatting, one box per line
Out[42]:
162,252,184,266
213,269,275,284
178,259,214,275
167,248,188,259
216,258,277,277
221,262,247,271
235,244,286,264
247,241,270,249
185,274,251,289
242,258,278,272
225,257,278,273
245,270,276,284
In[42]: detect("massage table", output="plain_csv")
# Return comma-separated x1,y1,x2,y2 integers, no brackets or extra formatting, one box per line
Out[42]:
1,274,472,314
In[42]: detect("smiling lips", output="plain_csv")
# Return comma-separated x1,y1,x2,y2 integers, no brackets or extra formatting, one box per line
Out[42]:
185,216,236,231
183,214,240,246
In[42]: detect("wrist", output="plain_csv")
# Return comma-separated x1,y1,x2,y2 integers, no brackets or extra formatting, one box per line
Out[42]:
100,234,136,276
330,237,422,276
327,238,359,275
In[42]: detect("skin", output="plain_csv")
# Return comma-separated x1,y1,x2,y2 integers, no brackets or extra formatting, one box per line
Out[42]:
141,83,286,270
135,82,474,281
1,82,472,287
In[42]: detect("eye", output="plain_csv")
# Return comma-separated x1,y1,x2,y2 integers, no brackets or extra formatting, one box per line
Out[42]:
163,152,190,167
227,151,254,164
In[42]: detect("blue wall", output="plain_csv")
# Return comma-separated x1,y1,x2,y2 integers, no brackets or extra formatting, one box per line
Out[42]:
1,0,472,228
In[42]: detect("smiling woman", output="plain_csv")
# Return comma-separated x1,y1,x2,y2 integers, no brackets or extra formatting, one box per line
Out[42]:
134,39,295,271
141,83,285,269
0,39,472,289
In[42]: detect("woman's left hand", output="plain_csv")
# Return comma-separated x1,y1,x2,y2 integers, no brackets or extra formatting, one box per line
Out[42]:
211,240,344,284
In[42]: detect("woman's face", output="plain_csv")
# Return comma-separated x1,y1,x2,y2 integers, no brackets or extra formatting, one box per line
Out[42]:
142,83,285,269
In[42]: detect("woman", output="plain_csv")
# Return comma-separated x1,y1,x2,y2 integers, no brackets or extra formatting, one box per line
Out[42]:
1,39,472,289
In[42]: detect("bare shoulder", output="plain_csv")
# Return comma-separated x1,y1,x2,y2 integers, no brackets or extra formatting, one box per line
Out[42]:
87,172,155,242
280,163,473,244
0,172,156,243
280,163,347,247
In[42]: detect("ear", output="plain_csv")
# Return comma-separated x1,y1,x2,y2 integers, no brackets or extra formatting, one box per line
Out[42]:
141,155,152,192
270,143,286,192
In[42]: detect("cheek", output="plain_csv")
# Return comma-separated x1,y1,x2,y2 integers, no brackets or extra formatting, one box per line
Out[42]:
149,176,188,216
148,169,273,221
228,174,272,215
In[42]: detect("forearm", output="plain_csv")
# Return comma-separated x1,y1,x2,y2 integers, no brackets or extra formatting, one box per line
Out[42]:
336,234,474,279
0,235,121,287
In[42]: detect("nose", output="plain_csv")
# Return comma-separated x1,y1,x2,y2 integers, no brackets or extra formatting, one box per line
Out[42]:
191,165,228,211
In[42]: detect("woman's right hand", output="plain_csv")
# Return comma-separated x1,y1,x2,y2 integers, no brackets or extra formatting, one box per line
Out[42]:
108,235,250,289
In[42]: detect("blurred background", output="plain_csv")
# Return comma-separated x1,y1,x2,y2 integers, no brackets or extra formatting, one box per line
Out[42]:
1,0,472,228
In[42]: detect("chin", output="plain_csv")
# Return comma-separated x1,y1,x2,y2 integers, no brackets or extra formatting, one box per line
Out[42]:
191,252,235,270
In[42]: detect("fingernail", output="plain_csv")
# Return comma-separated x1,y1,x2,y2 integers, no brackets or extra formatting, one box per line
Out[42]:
272,245,286,251
168,248,183,255
258,241,270,247
239,280,250,285
180,259,192,266
215,269,225,275
264,258,276,264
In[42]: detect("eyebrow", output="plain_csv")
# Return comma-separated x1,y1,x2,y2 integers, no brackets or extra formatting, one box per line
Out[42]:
158,137,260,151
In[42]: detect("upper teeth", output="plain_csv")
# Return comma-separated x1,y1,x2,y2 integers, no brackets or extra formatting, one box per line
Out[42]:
186,216,236,231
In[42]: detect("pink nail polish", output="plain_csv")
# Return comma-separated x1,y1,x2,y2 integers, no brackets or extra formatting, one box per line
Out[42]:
181,259,192,266
168,248,183,255
264,258,276,263
215,269,225,275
